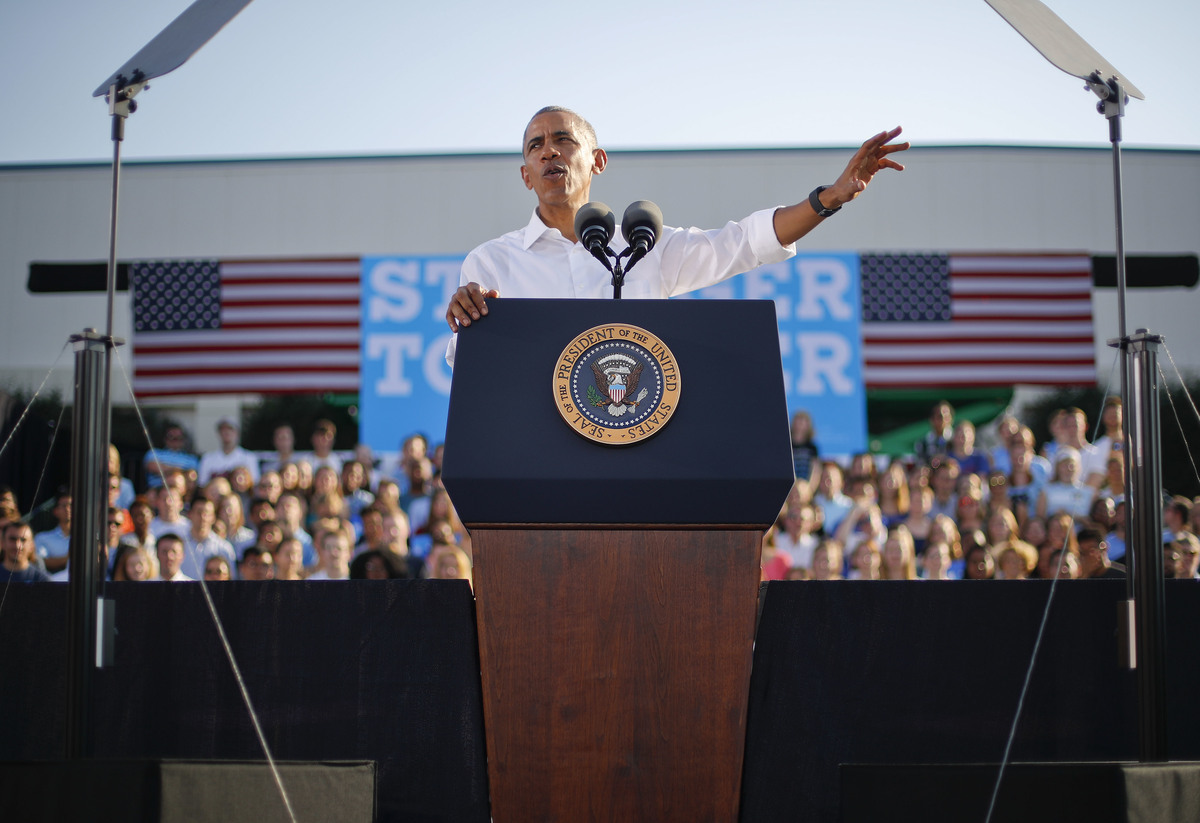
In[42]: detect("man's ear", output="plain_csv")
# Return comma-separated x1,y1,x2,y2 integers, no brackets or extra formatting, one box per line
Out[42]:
592,148,608,175
520,164,533,191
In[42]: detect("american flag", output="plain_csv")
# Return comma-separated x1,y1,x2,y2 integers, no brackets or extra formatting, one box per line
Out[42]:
859,253,1096,388
130,258,360,397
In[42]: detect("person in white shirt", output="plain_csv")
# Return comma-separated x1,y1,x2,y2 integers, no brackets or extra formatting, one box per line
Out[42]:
181,497,237,581
306,530,351,581
155,533,193,582
299,418,343,477
198,416,261,487
149,482,189,539
443,106,908,359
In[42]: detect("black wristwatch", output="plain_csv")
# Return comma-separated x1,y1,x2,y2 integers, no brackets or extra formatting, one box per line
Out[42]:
809,185,842,218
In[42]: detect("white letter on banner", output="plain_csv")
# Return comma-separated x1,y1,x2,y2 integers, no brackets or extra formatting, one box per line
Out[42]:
367,334,423,395
796,332,854,395
425,261,464,323
368,260,421,323
424,333,454,395
795,258,852,321
743,263,792,319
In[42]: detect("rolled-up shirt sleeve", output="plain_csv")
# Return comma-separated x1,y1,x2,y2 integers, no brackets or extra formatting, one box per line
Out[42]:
658,207,795,297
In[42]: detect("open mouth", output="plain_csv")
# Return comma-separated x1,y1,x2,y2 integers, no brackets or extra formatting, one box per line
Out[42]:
544,165,565,180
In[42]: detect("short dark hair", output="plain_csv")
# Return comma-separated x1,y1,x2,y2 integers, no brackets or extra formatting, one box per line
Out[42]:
241,545,271,563
524,106,597,152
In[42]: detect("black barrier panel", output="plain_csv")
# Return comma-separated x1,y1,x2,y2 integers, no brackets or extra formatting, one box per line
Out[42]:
740,580,1200,823
0,582,489,823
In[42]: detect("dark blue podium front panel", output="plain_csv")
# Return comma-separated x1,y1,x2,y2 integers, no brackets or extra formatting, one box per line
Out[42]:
442,298,794,526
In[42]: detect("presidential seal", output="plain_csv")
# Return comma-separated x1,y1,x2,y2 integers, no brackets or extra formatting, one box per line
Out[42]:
553,323,681,445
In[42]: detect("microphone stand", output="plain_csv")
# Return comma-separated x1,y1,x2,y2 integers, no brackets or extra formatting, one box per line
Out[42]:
610,250,636,300
1090,71,1168,763
583,243,637,300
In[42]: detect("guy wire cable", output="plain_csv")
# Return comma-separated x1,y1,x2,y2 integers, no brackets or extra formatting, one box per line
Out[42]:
113,349,298,823
984,362,1121,823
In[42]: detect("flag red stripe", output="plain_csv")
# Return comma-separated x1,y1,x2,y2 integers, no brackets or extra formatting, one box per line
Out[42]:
219,320,358,329
223,299,360,308
137,365,356,377
134,343,360,354
864,358,1096,367
862,335,1093,345
222,277,359,287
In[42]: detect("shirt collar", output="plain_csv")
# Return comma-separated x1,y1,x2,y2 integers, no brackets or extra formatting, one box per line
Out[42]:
520,209,570,250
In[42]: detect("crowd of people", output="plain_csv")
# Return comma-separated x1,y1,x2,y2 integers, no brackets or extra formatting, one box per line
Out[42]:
0,417,471,586
765,399,1200,582
2,398,1197,589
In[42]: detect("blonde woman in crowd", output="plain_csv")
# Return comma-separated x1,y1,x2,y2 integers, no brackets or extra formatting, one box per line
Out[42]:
986,507,1020,548
881,525,918,580
877,459,911,528
848,540,882,580
272,537,306,580
927,514,964,577
808,539,844,581
427,543,472,586
113,545,156,581
920,538,954,580
995,539,1038,580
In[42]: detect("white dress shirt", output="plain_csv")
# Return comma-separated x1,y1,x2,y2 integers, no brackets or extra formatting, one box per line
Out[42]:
447,207,794,364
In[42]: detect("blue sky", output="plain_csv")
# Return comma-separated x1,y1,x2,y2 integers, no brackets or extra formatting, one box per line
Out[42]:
1,0,1195,164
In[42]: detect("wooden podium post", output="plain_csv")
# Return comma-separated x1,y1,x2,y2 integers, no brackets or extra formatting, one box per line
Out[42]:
443,299,794,822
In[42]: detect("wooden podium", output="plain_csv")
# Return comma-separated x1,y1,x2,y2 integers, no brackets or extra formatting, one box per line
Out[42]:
443,299,794,822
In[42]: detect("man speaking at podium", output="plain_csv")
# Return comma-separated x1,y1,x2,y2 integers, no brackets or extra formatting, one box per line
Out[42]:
444,106,908,360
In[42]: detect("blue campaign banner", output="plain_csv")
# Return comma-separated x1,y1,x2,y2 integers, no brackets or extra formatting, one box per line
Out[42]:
360,252,867,456
680,252,867,455
360,256,462,453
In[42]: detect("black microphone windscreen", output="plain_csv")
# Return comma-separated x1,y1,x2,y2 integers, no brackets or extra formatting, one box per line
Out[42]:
574,202,615,244
621,200,663,246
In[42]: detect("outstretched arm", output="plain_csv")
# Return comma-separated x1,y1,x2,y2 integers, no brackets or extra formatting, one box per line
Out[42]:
772,126,909,247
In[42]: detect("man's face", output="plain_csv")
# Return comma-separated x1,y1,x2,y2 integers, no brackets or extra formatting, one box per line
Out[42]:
321,534,349,567
258,524,283,551
157,488,182,519
218,423,238,449
158,539,183,576
342,462,364,491
932,404,952,432
107,512,125,547
3,525,32,566
275,540,302,572
240,552,274,581
256,472,282,501
164,428,187,450
190,501,215,536
382,514,409,546
312,427,334,455
519,111,604,215
274,425,294,453
131,504,152,531
55,496,72,528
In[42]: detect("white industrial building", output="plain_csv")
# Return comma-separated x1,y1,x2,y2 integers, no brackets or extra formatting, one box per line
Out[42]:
1,144,1197,452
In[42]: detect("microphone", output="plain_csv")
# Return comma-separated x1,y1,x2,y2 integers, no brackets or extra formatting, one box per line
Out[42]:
620,200,663,271
574,202,615,271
